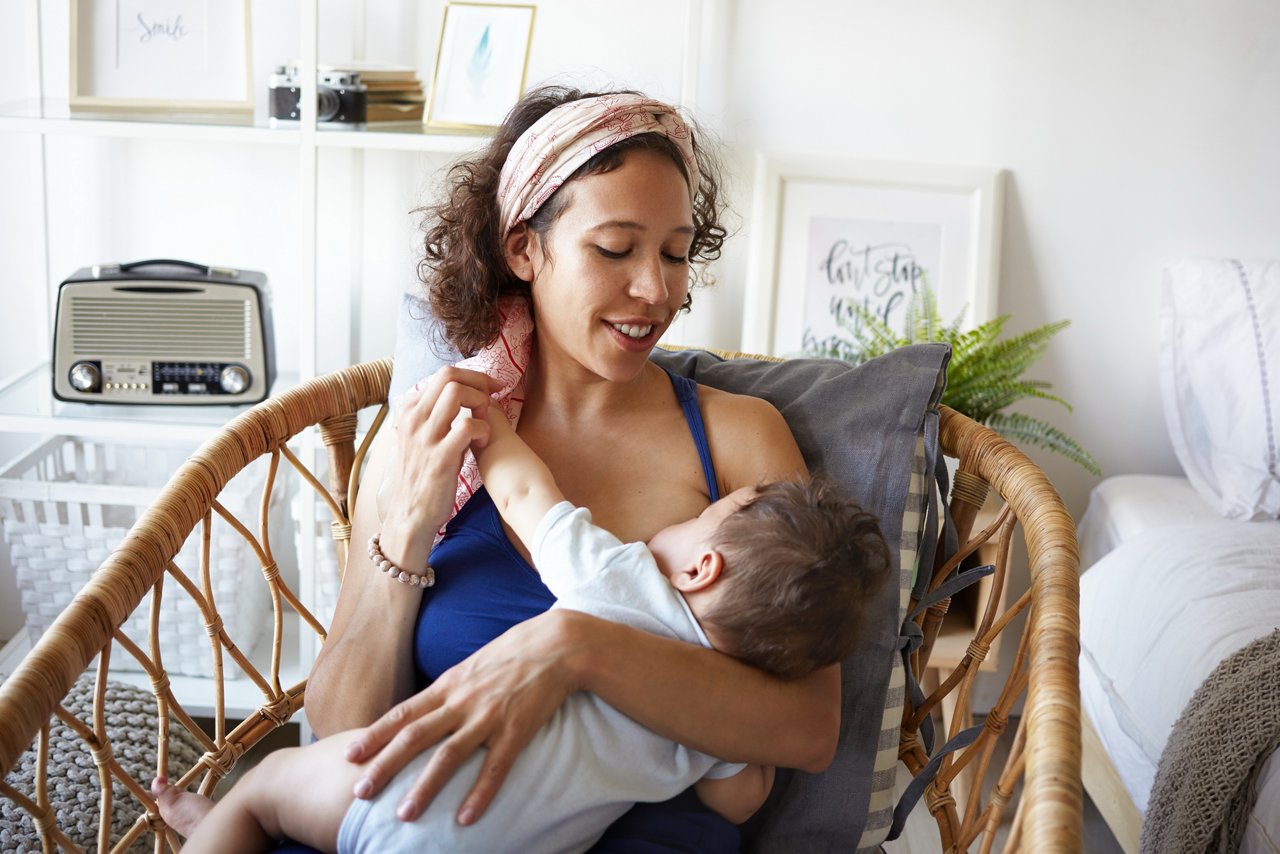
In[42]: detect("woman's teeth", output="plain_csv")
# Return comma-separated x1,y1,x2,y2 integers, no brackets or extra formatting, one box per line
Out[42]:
612,323,653,339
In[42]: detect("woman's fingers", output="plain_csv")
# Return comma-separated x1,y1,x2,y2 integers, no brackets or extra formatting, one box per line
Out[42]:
404,378,493,440
394,720,492,822
349,703,452,797
455,730,521,824
347,692,441,765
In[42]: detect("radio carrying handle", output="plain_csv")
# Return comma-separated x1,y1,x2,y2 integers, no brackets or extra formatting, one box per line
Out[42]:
117,259,236,277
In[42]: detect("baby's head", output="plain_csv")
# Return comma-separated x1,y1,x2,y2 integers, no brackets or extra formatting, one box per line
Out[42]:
650,477,891,680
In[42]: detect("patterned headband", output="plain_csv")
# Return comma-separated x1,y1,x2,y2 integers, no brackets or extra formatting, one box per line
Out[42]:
496,93,700,237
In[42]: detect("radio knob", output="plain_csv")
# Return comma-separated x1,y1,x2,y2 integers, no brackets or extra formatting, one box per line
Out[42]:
69,362,101,393
219,365,251,395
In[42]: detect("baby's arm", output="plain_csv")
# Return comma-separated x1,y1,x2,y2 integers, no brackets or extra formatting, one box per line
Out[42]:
693,763,776,826
472,408,565,547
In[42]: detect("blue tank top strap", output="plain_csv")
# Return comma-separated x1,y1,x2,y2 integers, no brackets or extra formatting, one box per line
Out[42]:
662,368,720,502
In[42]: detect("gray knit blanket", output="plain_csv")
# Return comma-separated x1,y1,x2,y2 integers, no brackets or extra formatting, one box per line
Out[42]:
1141,627,1280,853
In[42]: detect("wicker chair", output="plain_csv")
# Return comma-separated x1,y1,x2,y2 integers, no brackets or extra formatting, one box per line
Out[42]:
0,358,1081,852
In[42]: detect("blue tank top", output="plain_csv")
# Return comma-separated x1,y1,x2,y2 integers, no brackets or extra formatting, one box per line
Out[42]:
416,368,720,682
412,369,739,853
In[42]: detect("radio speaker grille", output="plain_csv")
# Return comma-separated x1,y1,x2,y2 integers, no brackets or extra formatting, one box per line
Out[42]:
69,297,253,359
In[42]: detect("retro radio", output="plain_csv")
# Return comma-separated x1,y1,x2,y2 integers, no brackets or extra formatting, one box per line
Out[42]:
52,259,275,405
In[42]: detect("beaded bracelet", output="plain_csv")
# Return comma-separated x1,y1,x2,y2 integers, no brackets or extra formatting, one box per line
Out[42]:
367,533,435,588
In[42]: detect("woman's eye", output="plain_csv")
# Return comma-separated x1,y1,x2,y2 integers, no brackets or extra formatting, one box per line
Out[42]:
663,252,689,265
595,246,630,259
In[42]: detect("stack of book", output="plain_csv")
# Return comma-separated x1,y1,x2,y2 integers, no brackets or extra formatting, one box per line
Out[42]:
323,63,426,123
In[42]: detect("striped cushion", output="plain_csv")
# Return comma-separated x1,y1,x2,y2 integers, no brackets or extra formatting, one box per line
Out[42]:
856,435,931,849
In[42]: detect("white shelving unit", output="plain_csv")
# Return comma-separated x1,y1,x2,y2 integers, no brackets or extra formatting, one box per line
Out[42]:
2,0,708,721
0,0,487,721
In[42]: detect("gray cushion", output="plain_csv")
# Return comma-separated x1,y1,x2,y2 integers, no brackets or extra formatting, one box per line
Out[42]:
649,346,947,852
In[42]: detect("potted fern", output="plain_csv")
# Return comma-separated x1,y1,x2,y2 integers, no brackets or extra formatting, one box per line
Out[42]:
806,286,1101,475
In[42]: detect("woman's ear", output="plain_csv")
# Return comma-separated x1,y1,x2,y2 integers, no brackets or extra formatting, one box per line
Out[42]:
671,550,724,593
504,223,535,282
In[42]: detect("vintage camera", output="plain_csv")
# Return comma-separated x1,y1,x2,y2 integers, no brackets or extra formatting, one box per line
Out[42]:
268,65,367,125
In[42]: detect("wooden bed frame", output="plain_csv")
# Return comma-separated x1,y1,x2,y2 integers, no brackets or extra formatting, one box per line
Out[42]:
0,358,1083,852
1082,701,1143,852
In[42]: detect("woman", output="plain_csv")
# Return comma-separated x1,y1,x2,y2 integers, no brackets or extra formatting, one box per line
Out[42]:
306,87,839,850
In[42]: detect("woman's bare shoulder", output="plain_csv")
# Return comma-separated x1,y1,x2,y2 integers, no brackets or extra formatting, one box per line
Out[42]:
697,384,807,486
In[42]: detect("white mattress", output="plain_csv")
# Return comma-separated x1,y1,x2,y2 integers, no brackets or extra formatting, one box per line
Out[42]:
1077,475,1280,851
1075,474,1223,570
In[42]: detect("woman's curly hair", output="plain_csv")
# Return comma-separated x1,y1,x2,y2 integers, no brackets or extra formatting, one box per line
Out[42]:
415,85,727,357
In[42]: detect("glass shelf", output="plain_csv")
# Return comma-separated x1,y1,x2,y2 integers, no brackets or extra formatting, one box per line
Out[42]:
315,122,488,153
0,363,300,443
0,111,488,154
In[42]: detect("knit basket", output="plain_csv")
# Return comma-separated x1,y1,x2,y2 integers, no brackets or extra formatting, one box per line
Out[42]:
293,489,343,630
0,436,279,679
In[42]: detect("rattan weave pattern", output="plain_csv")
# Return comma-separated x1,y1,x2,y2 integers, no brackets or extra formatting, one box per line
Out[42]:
0,675,204,852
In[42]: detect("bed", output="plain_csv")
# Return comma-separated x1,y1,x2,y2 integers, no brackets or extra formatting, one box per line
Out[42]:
1077,257,1280,853
1078,475,1280,851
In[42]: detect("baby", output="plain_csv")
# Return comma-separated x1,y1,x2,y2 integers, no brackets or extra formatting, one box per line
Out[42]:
159,408,890,853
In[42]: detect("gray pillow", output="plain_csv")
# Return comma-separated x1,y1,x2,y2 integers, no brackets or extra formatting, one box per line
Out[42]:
388,295,949,851
649,346,948,852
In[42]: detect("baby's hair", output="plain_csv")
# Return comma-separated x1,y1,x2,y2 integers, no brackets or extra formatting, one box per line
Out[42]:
701,477,891,680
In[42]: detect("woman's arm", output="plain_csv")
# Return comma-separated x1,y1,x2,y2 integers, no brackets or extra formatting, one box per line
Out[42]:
574,618,840,770
306,368,497,736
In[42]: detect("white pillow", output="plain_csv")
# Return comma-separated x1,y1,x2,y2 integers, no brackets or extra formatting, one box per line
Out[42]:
1160,258,1280,520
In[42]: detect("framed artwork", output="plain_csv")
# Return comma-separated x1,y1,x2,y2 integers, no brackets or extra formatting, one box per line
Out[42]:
426,2,537,131
69,0,253,113
742,154,1005,357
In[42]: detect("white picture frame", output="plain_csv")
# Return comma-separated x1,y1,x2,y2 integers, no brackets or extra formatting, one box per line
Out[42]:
426,2,537,132
742,153,1005,357
69,0,252,114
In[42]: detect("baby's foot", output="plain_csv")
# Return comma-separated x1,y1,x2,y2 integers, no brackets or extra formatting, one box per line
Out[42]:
151,776,213,838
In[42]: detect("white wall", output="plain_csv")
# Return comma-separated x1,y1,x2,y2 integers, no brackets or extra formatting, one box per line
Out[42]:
678,0,1280,708
679,0,1280,524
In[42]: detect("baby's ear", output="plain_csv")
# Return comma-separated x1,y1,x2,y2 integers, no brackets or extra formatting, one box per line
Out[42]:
672,550,724,593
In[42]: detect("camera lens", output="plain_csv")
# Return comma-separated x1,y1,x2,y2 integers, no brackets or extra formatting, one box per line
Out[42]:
316,88,340,122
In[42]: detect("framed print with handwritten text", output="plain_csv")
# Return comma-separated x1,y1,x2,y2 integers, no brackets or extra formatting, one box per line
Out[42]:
742,155,1004,357
70,0,252,113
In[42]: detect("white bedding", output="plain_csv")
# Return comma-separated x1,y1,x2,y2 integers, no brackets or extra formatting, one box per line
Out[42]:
1077,475,1280,851
1076,474,1222,570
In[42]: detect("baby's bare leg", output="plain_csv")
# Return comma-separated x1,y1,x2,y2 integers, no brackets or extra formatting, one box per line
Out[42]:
181,731,365,854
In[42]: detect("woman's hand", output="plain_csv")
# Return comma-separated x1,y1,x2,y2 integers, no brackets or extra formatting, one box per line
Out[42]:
343,609,588,824
306,365,500,736
375,366,500,571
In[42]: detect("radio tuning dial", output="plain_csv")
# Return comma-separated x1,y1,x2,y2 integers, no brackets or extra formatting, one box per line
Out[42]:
219,365,251,395
69,361,102,393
